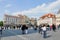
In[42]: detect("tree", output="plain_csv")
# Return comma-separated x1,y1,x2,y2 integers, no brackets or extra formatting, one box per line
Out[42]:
0,21,3,27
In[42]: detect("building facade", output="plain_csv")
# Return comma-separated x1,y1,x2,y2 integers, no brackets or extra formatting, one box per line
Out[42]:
56,10,60,25
3,14,30,26
37,13,56,26
30,18,37,26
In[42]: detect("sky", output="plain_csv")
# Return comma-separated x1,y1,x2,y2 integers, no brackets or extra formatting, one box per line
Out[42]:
0,0,60,21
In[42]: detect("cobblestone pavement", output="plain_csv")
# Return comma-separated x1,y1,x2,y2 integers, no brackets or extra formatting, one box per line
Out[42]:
0,28,60,40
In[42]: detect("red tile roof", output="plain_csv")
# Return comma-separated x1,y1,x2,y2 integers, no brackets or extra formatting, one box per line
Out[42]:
40,13,56,19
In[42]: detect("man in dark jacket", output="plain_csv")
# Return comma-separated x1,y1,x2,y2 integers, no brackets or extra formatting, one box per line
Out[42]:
21,25,26,34
38,25,42,34
52,24,56,32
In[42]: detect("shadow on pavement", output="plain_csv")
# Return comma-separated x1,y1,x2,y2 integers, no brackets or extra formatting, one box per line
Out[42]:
1,29,38,37
47,35,52,38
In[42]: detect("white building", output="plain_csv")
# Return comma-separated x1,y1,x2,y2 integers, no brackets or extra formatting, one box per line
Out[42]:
3,14,30,26
37,13,56,26
56,10,60,25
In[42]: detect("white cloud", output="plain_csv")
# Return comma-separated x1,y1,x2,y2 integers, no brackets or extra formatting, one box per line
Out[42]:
12,0,60,18
47,0,60,9
5,4,12,8
4,10,10,13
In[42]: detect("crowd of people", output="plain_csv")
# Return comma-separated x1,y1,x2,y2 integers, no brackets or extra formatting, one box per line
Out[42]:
38,24,57,38
0,24,60,38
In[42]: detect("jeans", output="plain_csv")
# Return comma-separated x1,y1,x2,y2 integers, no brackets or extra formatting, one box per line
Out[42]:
22,30,25,34
43,31,46,38
25,30,28,34
39,29,42,34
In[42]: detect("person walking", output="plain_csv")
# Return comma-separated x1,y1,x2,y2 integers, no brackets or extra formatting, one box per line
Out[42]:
47,25,50,31
42,25,47,38
25,25,28,34
50,25,52,31
58,24,60,30
21,25,26,34
52,24,56,32
13,26,15,29
0,27,3,35
38,25,42,34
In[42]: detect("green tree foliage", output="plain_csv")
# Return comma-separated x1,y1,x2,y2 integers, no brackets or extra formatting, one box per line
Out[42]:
0,21,3,26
